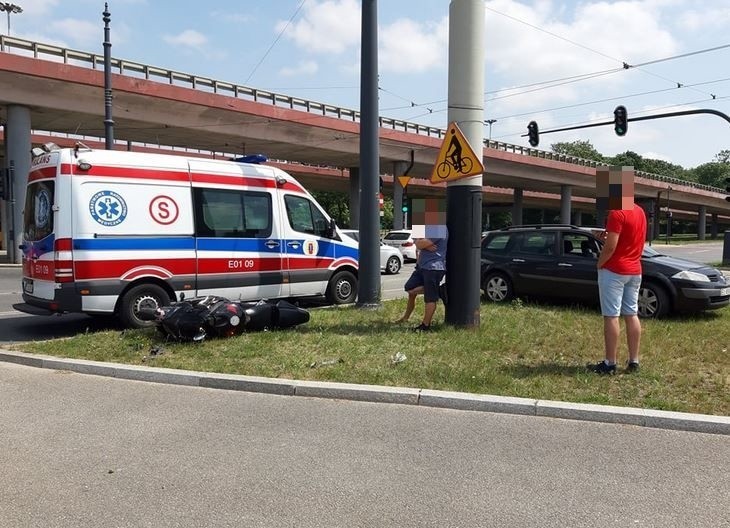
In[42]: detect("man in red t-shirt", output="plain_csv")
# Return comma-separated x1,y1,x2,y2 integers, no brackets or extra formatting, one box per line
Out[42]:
590,168,647,375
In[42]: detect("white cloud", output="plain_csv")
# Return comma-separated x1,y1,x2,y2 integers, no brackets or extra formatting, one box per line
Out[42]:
164,30,208,49
484,0,677,83
676,6,730,32
279,60,319,77
380,17,448,73
278,0,360,54
49,19,99,47
10,0,59,16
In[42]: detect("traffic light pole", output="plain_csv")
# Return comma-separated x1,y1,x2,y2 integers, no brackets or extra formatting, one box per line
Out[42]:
445,0,483,328
525,108,730,140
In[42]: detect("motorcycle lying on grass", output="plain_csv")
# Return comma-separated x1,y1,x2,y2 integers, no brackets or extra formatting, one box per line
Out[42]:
138,296,310,342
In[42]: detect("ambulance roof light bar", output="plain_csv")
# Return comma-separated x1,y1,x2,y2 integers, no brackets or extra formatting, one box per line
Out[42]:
232,154,268,164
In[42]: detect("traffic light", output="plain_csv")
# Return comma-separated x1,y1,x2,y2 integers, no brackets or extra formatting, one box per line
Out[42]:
527,121,539,147
402,195,409,213
614,105,628,136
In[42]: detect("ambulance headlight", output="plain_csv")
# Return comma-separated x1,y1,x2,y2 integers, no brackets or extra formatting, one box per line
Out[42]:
77,160,92,171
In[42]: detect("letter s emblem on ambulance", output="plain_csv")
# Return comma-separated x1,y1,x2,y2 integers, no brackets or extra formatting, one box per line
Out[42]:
149,195,180,225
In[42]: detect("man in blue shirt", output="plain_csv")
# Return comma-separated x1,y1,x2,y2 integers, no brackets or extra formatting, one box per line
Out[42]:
395,227,448,332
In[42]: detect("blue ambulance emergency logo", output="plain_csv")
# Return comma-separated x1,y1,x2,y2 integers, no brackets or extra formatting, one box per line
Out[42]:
89,190,128,226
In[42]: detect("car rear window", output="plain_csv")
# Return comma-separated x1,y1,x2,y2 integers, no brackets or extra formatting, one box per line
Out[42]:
384,232,410,241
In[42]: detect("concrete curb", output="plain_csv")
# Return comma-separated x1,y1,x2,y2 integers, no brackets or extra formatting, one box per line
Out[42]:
1,349,728,436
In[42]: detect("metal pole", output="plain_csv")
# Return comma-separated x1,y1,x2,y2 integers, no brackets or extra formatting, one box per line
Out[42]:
103,3,114,149
445,0,484,328
356,0,380,307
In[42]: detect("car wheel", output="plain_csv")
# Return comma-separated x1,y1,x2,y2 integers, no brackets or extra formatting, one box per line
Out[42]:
483,272,514,303
118,283,170,329
326,270,358,305
385,256,401,275
638,282,670,318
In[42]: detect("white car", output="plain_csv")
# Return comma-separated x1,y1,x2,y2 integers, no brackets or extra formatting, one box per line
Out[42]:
341,229,403,274
381,229,417,262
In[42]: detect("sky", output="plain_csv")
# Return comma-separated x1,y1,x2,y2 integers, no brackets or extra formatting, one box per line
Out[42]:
5,0,730,170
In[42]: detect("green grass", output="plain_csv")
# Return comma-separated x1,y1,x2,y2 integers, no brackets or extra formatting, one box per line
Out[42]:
12,299,730,416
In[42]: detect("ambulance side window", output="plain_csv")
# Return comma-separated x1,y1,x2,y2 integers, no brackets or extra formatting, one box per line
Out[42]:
193,188,272,238
284,195,329,238
23,181,55,242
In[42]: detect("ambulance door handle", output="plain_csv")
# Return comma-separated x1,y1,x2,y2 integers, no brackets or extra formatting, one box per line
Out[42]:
288,241,301,250
265,240,280,249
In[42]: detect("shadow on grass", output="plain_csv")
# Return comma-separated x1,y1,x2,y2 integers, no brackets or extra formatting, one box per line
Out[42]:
501,362,586,378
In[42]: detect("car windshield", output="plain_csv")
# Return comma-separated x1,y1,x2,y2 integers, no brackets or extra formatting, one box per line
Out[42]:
591,238,664,259
643,245,663,258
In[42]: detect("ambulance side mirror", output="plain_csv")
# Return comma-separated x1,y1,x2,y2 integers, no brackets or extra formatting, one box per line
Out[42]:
326,219,337,239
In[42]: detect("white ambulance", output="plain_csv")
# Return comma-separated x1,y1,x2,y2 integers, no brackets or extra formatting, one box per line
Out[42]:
15,145,359,328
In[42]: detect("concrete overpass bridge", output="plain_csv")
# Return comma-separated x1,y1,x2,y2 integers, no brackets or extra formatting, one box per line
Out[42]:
1,36,728,257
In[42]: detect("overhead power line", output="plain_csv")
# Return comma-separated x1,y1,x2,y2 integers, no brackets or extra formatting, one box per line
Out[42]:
243,0,307,85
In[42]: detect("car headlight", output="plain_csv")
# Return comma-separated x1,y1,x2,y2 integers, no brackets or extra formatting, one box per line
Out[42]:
671,270,711,282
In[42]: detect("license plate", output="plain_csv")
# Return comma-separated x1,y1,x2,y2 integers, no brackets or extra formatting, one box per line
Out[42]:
721,287,730,296
22,279,33,294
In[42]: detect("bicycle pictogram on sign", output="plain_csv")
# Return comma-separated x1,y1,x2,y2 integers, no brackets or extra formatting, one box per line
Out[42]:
429,122,484,183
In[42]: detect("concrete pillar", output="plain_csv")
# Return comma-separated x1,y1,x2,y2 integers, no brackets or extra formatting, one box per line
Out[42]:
653,199,662,240
512,188,523,226
697,205,707,240
392,161,408,230
596,200,607,229
637,199,654,242
4,105,32,264
710,213,719,239
444,0,484,328
560,184,572,224
348,166,360,229
572,211,582,226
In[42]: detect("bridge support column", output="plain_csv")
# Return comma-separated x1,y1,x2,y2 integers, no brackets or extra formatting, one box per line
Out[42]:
349,166,360,228
697,205,707,240
392,161,408,230
711,213,719,239
637,199,655,242
3,105,31,264
560,184,572,224
512,188,523,226
572,211,582,226
596,199,607,228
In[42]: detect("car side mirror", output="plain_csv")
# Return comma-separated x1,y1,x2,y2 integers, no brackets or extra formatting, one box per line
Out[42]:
326,219,337,239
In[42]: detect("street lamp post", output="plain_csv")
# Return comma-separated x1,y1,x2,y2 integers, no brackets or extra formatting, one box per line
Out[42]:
485,119,497,140
0,3,22,35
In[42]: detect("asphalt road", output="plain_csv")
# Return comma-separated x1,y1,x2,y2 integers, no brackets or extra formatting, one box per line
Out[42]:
1,361,728,528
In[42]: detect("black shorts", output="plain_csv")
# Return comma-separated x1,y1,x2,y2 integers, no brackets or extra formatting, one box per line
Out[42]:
404,267,446,303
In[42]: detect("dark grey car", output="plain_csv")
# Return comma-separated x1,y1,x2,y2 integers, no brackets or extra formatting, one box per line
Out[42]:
480,225,730,318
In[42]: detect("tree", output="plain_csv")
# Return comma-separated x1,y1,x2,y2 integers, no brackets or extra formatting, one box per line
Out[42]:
550,140,604,162
714,150,730,163
311,191,350,227
607,150,644,169
691,162,730,189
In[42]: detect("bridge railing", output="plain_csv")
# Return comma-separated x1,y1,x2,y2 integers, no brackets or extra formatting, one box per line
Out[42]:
1,35,725,195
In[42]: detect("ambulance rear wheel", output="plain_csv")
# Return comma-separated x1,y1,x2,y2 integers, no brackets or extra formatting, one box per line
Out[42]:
119,284,170,329
326,271,357,305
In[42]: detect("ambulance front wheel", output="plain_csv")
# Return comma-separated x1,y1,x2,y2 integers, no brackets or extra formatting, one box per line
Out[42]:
119,283,171,329
326,271,358,305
